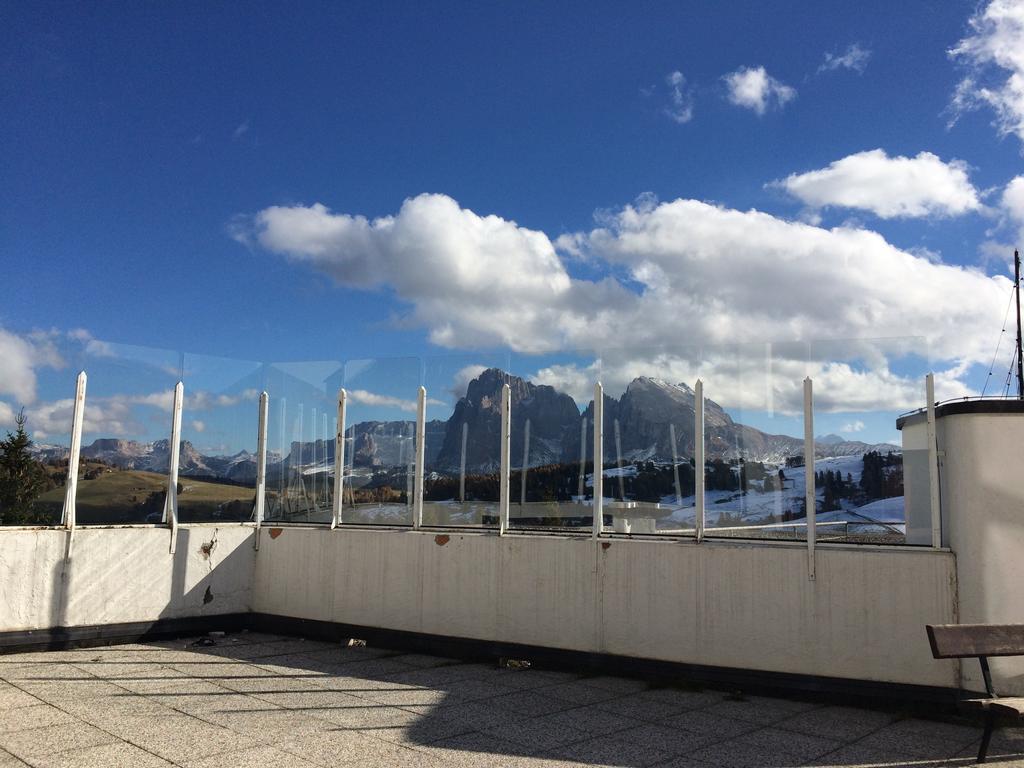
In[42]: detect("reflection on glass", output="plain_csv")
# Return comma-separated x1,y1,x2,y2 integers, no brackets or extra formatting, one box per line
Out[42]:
420,354,508,527
176,353,263,523
500,352,597,531
263,360,340,524
68,340,182,525
340,357,420,526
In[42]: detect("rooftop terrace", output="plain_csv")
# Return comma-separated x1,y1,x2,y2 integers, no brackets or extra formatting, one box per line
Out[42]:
2,632,1019,768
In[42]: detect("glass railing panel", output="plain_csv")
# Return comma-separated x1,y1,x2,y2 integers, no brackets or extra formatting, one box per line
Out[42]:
262,360,341,524
702,341,810,541
809,337,928,545
505,352,597,532
177,353,263,522
69,339,182,525
0,330,83,525
420,354,509,527
593,346,701,536
340,357,421,526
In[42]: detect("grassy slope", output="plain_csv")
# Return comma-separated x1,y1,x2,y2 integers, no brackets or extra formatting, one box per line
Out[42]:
35,469,256,524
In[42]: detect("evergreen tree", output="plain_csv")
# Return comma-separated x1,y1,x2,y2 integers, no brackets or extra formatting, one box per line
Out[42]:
0,411,51,525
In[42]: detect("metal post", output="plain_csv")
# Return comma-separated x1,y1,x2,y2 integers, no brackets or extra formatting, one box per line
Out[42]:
670,423,682,504
61,371,87,533
926,373,941,548
520,419,530,507
695,379,705,542
499,383,511,534
614,419,624,501
332,389,346,529
163,382,183,554
592,382,604,538
804,377,815,580
413,386,426,528
253,392,268,550
577,415,586,499
459,422,468,503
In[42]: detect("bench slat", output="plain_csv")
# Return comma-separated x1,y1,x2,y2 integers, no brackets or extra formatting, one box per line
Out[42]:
962,697,1024,717
927,624,1024,659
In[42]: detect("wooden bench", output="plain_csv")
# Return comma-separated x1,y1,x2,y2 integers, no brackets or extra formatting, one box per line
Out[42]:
927,624,1024,763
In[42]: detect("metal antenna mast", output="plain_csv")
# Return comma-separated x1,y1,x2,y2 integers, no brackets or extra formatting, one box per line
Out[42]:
1016,249,1024,400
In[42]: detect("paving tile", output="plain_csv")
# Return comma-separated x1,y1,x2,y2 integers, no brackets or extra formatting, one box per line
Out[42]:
250,687,365,711
541,704,647,736
704,695,821,726
205,708,337,740
732,726,841,761
613,721,726,755
854,717,980,759
480,717,591,750
29,740,176,767
411,731,540,766
388,654,459,669
0,663,86,682
579,675,651,695
156,691,281,717
491,691,575,718
774,704,899,741
552,734,675,767
107,714,256,763
182,743,321,767
306,702,422,736
534,680,620,706
0,684,39,711
0,750,26,768
657,707,762,740
0,704,76,733
592,689,694,722
687,738,811,768
0,722,117,758
60,693,173,723
276,729,416,764
442,678,521,703
643,686,727,710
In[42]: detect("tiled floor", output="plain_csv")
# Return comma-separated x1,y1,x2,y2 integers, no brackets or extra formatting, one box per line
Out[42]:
1,632,1021,767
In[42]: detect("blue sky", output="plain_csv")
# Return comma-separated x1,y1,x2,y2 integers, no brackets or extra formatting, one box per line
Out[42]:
3,0,1024,449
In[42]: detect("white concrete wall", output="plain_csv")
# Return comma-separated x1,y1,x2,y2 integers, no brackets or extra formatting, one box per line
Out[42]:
253,527,958,689
939,411,1024,695
0,525,255,632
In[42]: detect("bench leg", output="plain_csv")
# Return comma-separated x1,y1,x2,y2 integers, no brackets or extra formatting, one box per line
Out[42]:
977,711,996,763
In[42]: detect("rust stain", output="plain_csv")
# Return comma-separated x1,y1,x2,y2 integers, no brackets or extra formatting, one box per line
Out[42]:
601,542,611,550
199,539,217,558
269,528,283,539
434,534,450,546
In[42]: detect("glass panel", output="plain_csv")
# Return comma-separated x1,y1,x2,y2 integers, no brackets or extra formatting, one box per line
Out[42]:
809,337,926,545
420,354,509,527
263,360,341,524
702,341,810,541
506,352,596,532
595,348,699,536
341,357,421,526
72,340,182,525
0,331,79,525
177,353,263,522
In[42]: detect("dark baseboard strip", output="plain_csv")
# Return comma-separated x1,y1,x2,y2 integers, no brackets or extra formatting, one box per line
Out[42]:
1,612,960,714
0,613,250,654
248,613,960,715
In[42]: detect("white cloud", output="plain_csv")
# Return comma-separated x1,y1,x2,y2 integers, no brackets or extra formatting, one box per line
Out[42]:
191,420,206,433
664,70,695,124
723,66,796,115
841,420,866,433
818,43,872,74
347,389,443,414
773,149,983,219
0,327,64,405
949,0,1024,145
232,120,250,140
242,193,1010,412
0,401,17,430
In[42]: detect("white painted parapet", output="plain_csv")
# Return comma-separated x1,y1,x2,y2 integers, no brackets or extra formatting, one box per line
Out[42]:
0,526,255,632
253,527,957,689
